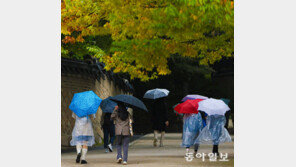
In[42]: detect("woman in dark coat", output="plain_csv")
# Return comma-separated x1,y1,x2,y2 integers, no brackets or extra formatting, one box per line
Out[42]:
151,98,169,147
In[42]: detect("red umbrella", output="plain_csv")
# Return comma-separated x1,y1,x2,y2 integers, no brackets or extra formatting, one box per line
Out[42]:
174,99,204,114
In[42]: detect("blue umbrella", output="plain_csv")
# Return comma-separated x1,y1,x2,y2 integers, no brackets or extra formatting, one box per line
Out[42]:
143,88,169,99
69,90,102,117
100,96,117,113
110,94,148,112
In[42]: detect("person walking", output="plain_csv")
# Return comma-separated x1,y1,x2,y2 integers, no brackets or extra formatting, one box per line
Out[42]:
111,103,132,165
70,113,95,164
194,112,232,156
101,112,115,153
151,98,169,147
182,112,203,156
212,110,231,155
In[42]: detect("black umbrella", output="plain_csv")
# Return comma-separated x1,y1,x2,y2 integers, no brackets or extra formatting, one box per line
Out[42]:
110,94,148,112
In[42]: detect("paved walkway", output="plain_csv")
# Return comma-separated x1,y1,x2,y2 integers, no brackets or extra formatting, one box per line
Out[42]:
62,133,234,167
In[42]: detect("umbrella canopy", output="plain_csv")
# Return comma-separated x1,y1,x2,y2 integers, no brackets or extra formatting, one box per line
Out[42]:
220,98,230,105
198,98,230,116
174,99,204,114
110,94,148,112
143,88,169,99
181,94,208,102
173,103,183,116
100,96,117,113
69,90,102,117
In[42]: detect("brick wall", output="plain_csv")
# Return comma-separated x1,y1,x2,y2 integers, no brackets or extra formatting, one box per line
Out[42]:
61,73,130,146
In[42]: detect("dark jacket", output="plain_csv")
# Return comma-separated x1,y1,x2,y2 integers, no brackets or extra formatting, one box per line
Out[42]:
151,98,168,132
101,113,114,129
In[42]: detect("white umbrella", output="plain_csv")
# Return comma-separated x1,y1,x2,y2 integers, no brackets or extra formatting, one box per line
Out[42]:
181,94,208,102
198,98,230,116
143,88,169,99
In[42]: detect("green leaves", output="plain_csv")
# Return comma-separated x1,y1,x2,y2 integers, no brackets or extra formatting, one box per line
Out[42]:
86,45,105,61
62,0,234,81
164,4,179,17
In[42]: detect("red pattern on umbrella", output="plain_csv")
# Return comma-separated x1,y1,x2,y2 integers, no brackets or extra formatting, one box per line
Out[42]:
174,99,204,114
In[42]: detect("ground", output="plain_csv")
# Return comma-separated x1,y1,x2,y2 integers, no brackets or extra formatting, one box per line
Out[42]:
61,133,234,167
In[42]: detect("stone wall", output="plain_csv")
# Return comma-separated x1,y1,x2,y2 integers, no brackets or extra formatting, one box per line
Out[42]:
61,73,130,146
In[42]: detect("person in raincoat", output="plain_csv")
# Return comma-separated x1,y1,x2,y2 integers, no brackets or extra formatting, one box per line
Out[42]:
111,103,132,165
151,98,169,147
182,112,203,156
70,113,95,164
194,112,232,155
101,112,115,153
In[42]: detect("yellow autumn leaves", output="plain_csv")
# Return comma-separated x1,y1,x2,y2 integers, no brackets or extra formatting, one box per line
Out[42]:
62,0,234,81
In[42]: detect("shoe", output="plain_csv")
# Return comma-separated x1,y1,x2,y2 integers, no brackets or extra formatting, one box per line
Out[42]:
194,151,197,157
76,153,81,163
105,148,109,153
117,158,122,163
81,160,87,164
108,144,113,152
123,161,127,165
153,139,157,147
184,148,190,157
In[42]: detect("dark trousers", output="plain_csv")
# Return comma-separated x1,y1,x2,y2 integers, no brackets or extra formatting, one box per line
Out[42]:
116,135,130,162
103,124,115,148
213,144,219,153
224,111,231,130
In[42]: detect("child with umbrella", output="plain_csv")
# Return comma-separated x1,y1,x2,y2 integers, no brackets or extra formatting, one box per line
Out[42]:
69,91,102,164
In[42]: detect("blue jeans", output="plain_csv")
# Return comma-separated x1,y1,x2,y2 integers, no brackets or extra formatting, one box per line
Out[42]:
116,135,130,162
103,124,115,148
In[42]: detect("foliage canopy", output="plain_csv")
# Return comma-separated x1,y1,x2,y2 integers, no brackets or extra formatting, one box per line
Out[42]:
62,0,234,81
